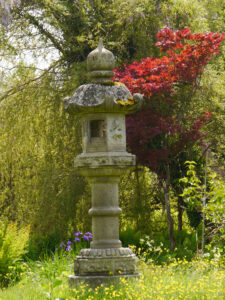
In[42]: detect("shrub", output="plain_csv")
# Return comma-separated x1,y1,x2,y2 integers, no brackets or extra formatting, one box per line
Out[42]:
0,219,29,287
131,230,197,264
206,176,225,247
120,227,141,248
26,231,61,261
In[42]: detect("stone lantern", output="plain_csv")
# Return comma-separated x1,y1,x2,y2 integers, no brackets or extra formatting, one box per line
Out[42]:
64,39,143,286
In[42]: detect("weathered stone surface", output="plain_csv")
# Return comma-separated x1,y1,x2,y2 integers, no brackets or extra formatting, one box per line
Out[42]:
68,273,140,289
81,113,127,153
87,39,115,72
78,247,134,257
64,83,143,114
74,152,135,169
74,247,138,276
66,39,141,288
64,84,138,112
69,84,131,106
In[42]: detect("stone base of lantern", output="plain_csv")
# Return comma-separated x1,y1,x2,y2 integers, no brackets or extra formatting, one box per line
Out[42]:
68,247,140,288
68,273,140,288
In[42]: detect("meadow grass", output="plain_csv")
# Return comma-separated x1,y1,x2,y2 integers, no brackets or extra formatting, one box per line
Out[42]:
0,256,224,300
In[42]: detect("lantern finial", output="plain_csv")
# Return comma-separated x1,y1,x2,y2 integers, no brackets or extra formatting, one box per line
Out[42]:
87,38,115,83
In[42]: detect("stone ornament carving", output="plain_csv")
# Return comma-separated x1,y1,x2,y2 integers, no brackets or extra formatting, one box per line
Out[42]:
74,247,138,276
79,247,134,257
110,119,122,141
74,152,135,168
87,38,115,83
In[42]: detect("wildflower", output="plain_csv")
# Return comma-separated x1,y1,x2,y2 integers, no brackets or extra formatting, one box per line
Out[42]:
85,232,93,238
60,242,66,248
67,240,72,245
83,235,90,241
66,245,72,251
74,237,80,242
74,231,82,236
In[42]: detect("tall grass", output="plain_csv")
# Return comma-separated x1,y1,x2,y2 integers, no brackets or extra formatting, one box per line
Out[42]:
0,254,224,300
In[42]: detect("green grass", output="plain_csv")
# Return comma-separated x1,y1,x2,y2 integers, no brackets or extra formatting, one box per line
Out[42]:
0,255,224,300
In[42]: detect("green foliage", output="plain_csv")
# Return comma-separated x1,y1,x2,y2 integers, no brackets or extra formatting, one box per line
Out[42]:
0,219,29,287
161,0,209,31
180,161,204,230
206,175,225,246
204,243,225,265
180,161,203,208
180,161,225,254
199,62,225,167
120,168,161,234
25,252,75,299
119,227,141,249
1,255,224,299
26,232,61,261
0,66,89,238
133,230,197,264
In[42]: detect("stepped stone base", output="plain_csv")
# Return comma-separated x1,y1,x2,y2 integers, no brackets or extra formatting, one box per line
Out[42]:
68,273,140,288
69,247,139,288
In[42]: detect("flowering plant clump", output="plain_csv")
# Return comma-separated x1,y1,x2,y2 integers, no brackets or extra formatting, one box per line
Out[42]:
129,236,171,264
59,231,93,254
129,234,196,265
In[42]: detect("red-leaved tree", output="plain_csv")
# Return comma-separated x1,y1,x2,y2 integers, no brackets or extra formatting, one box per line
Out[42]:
114,27,224,249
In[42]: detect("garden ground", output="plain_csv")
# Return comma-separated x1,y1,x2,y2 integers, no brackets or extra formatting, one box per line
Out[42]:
0,256,224,300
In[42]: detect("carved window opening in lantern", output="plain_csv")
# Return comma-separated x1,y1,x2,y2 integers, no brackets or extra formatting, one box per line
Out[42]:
90,120,106,138
88,119,107,152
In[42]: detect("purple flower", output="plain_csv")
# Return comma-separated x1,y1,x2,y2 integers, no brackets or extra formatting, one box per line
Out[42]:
83,235,90,241
74,231,82,236
84,232,93,239
67,240,72,245
74,237,80,242
66,245,72,251
60,242,66,248
85,232,93,236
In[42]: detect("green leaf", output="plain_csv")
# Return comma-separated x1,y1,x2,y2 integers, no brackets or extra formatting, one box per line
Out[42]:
52,280,63,288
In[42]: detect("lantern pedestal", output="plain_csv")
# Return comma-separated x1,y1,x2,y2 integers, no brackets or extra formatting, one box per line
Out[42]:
69,247,139,287
69,274,139,288
68,158,139,288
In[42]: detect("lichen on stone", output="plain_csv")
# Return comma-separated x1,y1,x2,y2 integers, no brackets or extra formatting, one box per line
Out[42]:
99,81,126,87
69,83,132,107
116,97,134,106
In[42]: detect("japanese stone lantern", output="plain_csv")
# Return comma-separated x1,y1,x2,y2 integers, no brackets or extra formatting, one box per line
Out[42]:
64,39,143,286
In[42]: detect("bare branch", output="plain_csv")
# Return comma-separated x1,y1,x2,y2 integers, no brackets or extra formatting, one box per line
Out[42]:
24,13,65,55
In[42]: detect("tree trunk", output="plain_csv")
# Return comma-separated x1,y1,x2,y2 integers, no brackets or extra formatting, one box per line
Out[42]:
202,149,208,252
135,166,142,231
163,164,176,250
178,196,184,231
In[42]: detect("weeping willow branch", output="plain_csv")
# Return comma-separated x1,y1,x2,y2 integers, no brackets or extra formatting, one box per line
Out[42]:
0,59,62,101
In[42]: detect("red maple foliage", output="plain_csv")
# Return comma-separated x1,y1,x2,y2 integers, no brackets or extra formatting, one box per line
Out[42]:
114,27,224,176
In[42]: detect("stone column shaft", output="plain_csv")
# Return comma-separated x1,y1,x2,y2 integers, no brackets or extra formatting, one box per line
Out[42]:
89,177,122,249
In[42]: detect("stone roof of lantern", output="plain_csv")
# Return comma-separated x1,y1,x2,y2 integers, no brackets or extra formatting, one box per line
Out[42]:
64,39,143,115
